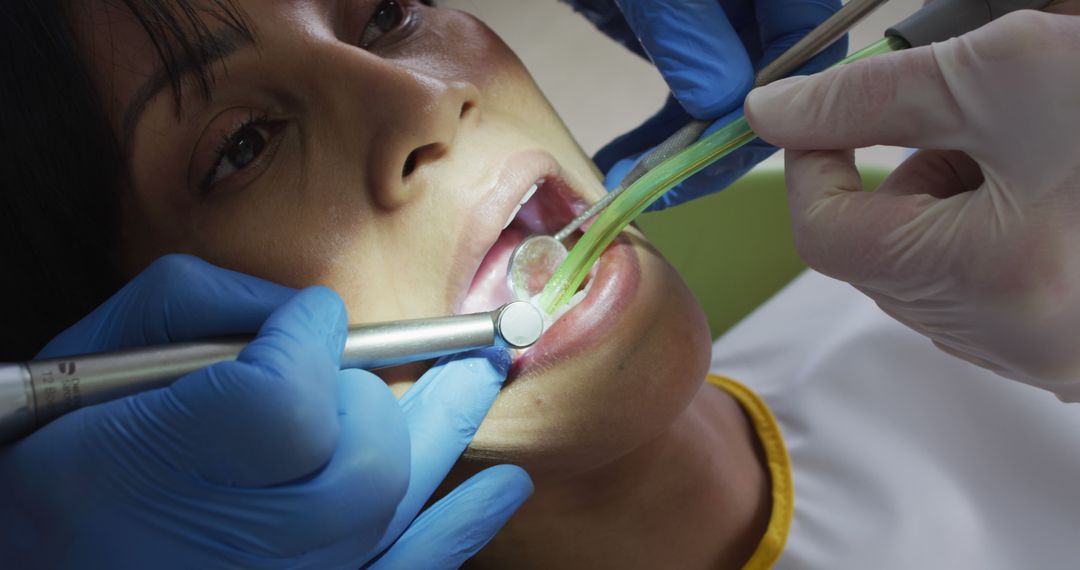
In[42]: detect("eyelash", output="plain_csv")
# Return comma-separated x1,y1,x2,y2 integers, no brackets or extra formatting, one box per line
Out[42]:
200,110,279,191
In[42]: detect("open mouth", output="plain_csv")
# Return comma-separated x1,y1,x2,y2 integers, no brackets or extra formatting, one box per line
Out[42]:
460,176,594,314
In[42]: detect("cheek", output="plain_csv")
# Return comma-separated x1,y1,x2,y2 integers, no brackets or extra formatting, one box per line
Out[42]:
146,155,372,297
198,221,342,289
324,216,454,320
615,258,713,430
396,9,535,98
593,271,712,466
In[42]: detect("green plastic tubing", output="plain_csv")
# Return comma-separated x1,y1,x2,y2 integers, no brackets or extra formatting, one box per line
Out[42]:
538,36,909,313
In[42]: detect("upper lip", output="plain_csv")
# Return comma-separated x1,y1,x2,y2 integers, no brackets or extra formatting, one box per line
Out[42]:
449,150,588,312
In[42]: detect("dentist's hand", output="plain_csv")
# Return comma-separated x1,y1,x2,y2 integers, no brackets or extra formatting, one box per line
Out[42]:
573,0,846,210
0,254,531,568
745,7,1080,401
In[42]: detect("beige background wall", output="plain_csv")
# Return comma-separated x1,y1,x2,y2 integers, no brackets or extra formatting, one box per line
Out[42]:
442,0,922,170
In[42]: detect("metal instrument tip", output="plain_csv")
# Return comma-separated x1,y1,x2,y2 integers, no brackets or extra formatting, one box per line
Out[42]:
494,301,545,348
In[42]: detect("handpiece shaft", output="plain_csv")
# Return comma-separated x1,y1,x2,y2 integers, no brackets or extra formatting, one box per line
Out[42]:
753,0,891,88
0,302,543,444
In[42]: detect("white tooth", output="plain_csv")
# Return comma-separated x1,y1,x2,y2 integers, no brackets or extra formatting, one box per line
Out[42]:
520,183,539,205
502,203,523,229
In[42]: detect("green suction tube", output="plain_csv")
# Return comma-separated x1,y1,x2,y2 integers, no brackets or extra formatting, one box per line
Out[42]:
537,36,909,313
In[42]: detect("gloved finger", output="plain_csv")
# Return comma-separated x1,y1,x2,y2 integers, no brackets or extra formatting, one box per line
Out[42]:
863,288,961,343
926,333,1078,402
755,0,844,72
133,286,347,487
865,288,1057,385
38,254,293,358
615,0,754,118
873,149,983,199
932,339,1008,375
782,147,970,288
602,148,649,194
216,369,411,560
370,465,533,570
373,348,511,553
744,45,967,152
594,95,691,177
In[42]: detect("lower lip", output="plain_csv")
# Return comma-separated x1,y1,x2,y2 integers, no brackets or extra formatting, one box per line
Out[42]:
511,236,640,379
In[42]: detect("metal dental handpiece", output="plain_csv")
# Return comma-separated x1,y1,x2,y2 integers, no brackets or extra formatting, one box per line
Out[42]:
0,301,544,444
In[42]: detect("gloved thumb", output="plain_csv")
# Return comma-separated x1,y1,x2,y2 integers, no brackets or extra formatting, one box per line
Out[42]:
370,465,533,569
88,286,348,487
371,348,511,554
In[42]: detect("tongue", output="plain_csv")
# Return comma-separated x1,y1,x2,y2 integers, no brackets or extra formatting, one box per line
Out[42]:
461,227,526,313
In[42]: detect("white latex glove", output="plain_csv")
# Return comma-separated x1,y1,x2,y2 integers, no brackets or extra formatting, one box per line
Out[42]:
743,5,1080,401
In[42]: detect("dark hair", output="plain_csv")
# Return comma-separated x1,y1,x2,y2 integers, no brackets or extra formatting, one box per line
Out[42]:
0,0,251,359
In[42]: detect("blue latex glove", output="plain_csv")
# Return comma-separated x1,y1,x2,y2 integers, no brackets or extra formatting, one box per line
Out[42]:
568,0,847,210
0,254,531,569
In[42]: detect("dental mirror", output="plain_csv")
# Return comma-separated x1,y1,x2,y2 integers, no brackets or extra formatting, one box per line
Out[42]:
507,234,567,300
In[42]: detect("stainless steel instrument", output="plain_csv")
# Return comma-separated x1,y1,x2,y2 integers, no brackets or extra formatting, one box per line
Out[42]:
0,301,544,444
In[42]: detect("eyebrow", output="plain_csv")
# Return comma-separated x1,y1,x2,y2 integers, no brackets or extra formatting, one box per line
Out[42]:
121,25,254,152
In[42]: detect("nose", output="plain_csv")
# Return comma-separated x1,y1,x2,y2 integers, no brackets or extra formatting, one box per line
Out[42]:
364,66,481,210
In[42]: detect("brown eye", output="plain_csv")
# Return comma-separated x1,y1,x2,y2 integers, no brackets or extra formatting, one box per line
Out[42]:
202,119,280,190
360,0,406,48
223,125,266,171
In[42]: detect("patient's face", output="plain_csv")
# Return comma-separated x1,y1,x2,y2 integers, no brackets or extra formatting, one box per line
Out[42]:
77,0,711,476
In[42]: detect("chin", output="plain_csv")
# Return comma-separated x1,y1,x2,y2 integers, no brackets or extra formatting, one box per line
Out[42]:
463,237,712,481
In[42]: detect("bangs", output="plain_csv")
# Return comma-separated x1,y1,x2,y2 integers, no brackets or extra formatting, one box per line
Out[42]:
116,0,254,113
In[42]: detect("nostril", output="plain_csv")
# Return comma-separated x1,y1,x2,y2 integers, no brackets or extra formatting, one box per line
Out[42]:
401,143,446,179
459,101,475,119
402,151,418,178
